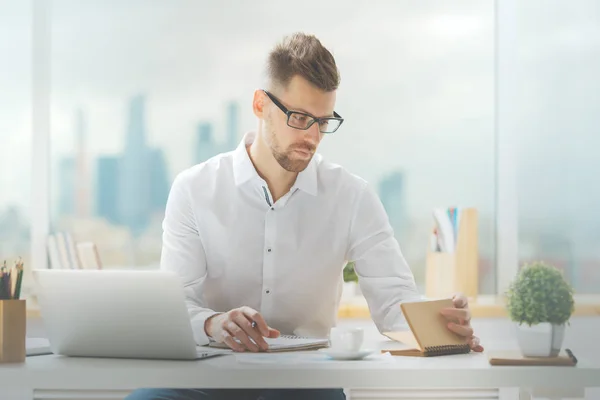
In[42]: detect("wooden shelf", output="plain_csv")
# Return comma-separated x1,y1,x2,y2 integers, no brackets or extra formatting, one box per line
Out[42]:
337,295,600,319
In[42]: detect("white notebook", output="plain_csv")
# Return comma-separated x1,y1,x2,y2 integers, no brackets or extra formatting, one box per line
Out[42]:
209,335,330,352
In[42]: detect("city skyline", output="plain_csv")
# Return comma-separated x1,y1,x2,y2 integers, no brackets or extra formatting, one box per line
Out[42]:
53,93,414,240
54,94,244,236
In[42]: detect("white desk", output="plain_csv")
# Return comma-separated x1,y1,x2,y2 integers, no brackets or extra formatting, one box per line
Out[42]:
5,319,599,400
1,338,599,399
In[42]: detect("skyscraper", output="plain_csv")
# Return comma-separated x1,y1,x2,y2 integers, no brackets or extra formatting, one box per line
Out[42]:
379,170,406,237
75,108,90,218
195,122,216,164
96,156,120,224
148,148,170,212
118,94,151,235
58,156,76,217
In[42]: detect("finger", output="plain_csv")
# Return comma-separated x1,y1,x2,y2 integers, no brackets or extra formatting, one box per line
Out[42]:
227,322,259,352
221,331,244,352
447,322,474,337
469,336,484,352
468,336,480,349
440,307,471,322
241,307,270,337
232,313,269,351
452,294,468,308
268,328,280,338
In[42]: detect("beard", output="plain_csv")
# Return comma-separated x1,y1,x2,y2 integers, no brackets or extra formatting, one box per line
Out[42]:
266,119,316,173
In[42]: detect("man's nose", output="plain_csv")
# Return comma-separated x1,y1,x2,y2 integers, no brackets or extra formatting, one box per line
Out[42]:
305,121,321,143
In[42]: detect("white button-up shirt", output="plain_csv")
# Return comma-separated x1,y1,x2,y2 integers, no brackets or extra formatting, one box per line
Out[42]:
160,131,422,346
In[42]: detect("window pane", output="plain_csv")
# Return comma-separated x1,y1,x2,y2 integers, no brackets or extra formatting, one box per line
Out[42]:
0,1,32,294
51,1,495,294
517,1,600,293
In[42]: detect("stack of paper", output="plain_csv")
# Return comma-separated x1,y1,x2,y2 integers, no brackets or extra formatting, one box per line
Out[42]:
26,338,52,356
209,335,329,352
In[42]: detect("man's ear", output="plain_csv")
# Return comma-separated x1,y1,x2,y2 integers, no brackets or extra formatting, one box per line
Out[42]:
252,89,266,119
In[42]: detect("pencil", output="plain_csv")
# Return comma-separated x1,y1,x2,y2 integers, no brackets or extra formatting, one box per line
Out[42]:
4,268,11,298
10,266,18,299
0,271,6,300
15,268,23,300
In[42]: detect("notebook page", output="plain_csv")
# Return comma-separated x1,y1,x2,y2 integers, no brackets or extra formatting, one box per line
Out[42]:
400,299,467,349
209,335,329,351
383,330,422,351
264,336,329,351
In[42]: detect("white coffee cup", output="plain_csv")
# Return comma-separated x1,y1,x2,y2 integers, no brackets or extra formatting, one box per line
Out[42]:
329,327,364,352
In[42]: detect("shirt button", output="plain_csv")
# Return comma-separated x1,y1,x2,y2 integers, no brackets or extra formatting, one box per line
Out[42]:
267,248,272,252
265,289,270,294
271,207,274,211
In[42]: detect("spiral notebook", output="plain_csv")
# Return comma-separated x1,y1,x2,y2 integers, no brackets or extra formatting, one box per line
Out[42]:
382,299,471,357
209,335,330,352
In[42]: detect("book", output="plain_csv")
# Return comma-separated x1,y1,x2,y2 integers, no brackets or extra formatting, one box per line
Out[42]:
433,208,455,253
56,232,71,269
209,335,329,353
76,242,102,270
47,234,63,269
488,349,577,366
382,299,471,357
65,232,81,269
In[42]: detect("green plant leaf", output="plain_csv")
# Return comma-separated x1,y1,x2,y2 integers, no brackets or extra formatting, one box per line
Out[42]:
343,261,358,283
505,261,575,326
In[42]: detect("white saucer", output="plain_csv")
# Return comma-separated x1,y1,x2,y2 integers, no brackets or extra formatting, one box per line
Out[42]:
318,348,375,360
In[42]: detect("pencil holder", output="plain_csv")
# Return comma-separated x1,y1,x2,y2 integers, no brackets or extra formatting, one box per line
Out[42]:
0,299,26,363
425,208,479,300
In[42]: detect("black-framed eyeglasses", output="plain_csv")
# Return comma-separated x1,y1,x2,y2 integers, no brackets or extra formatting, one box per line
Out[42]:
262,89,344,134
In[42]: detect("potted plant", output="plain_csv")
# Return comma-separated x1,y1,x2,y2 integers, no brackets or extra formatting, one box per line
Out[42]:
506,261,575,357
342,261,360,299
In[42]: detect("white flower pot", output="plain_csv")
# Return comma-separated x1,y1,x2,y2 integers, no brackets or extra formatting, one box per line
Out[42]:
515,322,566,357
341,282,357,300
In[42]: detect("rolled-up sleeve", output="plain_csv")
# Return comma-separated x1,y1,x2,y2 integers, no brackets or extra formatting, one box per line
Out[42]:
346,182,423,333
160,172,219,346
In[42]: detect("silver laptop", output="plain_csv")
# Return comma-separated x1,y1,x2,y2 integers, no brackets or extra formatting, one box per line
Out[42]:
32,269,229,360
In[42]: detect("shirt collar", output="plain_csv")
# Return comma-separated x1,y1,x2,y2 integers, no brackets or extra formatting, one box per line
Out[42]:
232,132,258,187
293,153,318,196
232,131,318,196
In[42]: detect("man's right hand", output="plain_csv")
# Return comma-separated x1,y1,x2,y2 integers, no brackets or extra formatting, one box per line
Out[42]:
204,306,280,352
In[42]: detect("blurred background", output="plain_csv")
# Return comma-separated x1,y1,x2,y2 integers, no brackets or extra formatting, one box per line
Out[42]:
1,0,599,297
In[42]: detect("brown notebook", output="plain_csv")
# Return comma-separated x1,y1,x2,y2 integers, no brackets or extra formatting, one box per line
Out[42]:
382,299,471,357
488,349,578,366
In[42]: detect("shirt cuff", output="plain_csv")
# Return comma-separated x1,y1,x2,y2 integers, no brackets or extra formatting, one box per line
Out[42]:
190,311,222,346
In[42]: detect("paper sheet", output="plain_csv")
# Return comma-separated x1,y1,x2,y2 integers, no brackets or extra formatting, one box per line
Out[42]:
235,351,394,365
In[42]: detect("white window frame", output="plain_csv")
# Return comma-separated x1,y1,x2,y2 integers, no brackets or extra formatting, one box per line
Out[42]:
494,0,519,296
29,0,520,297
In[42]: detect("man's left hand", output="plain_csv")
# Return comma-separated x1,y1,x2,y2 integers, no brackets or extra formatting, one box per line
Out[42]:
440,293,484,352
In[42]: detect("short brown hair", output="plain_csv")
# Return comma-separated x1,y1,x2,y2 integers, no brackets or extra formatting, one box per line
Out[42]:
266,32,340,92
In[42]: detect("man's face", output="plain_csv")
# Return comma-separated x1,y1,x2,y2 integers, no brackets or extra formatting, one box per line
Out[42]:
264,75,337,172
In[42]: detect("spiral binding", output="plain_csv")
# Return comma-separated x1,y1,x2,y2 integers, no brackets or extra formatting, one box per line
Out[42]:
279,334,315,339
423,344,471,357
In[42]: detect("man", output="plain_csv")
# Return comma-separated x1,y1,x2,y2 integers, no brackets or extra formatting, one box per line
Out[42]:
127,32,482,400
